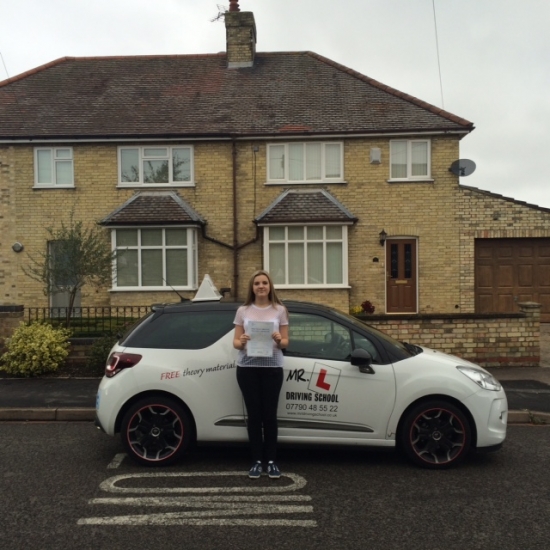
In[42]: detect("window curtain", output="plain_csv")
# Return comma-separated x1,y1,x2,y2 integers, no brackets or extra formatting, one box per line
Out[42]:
391,141,407,178
411,142,428,176
324,144,341,178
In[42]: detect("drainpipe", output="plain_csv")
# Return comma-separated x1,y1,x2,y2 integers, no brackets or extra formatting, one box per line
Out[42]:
232,139,239,299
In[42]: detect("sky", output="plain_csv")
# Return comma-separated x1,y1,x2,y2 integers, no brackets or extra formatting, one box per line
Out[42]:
1,0,549,207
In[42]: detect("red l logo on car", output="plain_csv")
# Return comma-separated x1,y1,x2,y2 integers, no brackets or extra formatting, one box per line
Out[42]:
316,369,331,391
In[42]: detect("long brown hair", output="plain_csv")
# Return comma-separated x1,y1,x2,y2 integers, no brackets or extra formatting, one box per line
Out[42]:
243,270,283,307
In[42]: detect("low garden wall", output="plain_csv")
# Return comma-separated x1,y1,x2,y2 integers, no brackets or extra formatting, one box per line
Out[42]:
360,302,541,368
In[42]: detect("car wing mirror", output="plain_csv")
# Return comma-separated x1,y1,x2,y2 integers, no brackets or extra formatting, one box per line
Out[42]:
351,348,375,374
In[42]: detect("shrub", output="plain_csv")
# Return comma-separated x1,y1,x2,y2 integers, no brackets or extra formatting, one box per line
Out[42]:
0,322,71,377
85,333,119,374
361,300,376,314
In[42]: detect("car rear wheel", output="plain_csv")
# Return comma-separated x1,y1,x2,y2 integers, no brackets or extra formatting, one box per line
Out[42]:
399,400,472,469
121,396,192,467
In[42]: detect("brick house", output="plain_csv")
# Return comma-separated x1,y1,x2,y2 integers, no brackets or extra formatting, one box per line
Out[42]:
1,1,550,322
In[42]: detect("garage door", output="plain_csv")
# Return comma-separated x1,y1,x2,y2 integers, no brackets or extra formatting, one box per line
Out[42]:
475,238,550,322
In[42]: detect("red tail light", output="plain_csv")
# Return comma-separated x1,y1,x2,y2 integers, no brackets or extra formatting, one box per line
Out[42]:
105,352,142,378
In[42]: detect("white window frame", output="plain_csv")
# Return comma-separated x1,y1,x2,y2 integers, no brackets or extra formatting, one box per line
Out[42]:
266,142,344,184
34,147,74,188
111,227,198,291
389,139,432,181
118,146,194,187
263,224,349,288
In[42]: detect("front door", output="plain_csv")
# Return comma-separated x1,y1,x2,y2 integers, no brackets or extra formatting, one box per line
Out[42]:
386,239,417,313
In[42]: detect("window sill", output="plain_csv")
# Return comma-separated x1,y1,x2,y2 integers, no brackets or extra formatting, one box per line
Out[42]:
110,287,197,292
274,284,351,290
387,178,434,184
117,183,195,188
33,184,75,189
264,180,347,186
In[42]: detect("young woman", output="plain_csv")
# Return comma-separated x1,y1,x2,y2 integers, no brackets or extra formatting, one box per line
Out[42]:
233,270,289,479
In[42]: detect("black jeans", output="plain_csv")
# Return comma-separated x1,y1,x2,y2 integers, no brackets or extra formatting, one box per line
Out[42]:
236,366,284,463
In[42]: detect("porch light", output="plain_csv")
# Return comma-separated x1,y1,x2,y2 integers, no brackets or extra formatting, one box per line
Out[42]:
379,230,387,246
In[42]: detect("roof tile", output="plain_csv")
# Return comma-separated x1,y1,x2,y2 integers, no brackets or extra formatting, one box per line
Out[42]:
99,191,205,226
0,53,473,139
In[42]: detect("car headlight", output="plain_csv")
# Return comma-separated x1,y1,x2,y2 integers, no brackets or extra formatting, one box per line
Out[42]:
457,366,502,391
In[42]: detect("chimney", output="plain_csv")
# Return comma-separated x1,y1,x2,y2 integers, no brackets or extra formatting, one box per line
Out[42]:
225,1,256,68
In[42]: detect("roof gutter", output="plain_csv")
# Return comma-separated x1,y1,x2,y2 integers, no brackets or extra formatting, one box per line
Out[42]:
0,129,473,145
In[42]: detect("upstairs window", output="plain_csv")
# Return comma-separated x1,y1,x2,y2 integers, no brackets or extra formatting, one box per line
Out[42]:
390,140,431,180
119,146,193,186
34,148,74,187
267,142,343,183
264,225,348,288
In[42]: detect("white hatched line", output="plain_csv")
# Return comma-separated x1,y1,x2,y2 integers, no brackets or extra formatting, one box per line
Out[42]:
87,502,312,512
78,507,315,526
99,471,307,494
79,471,317,527
89,495,312,506
107,453,126,469
79,518,317,527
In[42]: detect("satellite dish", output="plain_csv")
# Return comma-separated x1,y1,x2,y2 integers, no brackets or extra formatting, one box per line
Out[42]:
449,159,476,177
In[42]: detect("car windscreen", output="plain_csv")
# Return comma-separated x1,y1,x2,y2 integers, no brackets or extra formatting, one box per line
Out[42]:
121,310,236,350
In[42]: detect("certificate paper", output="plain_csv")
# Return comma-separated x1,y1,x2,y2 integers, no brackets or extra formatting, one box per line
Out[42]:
247,321,274,357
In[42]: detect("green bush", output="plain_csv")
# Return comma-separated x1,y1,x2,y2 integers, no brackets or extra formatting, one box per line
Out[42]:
0,322,71,377
85,333,119,373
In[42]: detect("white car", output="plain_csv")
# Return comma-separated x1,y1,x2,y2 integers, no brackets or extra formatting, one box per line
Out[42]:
95,293,507,470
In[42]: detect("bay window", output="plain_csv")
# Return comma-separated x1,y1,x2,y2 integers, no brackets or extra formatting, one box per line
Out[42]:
264,225,348,287
113,227,197,290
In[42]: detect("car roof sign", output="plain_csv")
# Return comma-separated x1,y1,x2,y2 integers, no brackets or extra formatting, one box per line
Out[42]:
192,274,223,302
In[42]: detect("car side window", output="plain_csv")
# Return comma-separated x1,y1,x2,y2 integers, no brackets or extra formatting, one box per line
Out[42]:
352,330,381,363
124,310,235,349
286,312,352,361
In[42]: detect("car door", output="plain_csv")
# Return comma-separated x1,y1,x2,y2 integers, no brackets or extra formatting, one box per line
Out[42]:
278,311,397,441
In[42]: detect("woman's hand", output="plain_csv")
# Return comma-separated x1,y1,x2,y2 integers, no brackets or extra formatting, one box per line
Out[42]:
239,334,251,349
233,326,249,350
272,329,288,349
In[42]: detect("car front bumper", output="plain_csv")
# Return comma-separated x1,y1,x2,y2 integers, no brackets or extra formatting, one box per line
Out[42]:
464,387,508,449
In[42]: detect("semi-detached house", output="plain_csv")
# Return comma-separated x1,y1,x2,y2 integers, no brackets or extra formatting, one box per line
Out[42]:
1,1,550,325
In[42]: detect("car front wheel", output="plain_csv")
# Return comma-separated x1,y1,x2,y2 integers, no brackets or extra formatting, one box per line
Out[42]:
399,400,472,469
121,396,192,466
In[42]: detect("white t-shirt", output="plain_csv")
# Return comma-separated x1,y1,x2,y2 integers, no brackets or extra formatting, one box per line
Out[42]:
234,303,289,367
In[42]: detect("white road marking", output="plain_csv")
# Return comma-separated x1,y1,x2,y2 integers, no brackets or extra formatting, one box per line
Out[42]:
99,471,307,494
107,453,126,469
79,471,316,527
89,495,312,505
78,506,314,526
78,518,317,526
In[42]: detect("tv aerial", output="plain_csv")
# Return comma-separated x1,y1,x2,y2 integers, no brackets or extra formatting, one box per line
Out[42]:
449,159,476,177
210,4,228,22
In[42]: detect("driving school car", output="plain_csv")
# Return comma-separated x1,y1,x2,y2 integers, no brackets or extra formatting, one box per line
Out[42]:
95,287,507,470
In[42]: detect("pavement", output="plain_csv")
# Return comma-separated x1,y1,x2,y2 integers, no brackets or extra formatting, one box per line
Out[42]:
0,326,549,424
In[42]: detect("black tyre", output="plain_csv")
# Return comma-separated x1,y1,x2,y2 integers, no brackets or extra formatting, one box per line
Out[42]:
399,400,472,469
120,396,192,467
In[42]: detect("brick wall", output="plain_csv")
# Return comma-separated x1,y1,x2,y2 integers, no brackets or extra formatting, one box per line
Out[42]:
362,302,541,368
4,137,550,319
457,187,550,312
0,306,24,351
